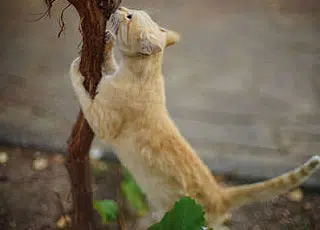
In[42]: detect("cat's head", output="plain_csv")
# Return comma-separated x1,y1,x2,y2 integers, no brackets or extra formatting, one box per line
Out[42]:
107,6,180,56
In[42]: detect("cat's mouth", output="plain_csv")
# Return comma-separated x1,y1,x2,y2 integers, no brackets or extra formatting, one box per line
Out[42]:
107,12,120,35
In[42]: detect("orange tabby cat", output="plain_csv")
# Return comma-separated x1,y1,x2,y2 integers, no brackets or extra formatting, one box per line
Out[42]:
70,7,320,229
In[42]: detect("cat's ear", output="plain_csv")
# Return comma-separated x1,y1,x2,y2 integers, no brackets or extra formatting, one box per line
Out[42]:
160,27,180,47
139,32,162,55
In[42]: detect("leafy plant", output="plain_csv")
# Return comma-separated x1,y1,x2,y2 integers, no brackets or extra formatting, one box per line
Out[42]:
93,166,213,229
148,197,213,230
93,166,148,226
93,199,118,224
121,168,149,216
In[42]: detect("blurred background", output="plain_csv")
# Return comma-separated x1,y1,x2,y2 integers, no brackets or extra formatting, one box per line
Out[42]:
1,0,320,186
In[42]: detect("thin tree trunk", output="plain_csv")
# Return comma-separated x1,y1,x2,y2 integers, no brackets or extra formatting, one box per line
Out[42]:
65,0,120,229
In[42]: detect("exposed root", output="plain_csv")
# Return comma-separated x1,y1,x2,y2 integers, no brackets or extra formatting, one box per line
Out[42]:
31,0,58,22
58,3,72,38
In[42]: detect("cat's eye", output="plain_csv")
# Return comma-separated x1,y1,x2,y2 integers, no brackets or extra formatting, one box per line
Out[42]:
126,14,133,20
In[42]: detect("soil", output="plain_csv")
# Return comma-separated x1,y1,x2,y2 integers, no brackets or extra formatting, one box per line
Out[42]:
0,145,319,230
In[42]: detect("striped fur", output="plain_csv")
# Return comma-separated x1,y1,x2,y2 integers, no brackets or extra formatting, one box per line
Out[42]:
224,155,320,209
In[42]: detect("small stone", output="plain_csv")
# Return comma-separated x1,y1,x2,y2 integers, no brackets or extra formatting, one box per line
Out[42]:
89,146,105,159
0,152,8,164
56,215,71,229
286,188,303,202
65,215,71,224
52,154,65,164
303,202,312,210
32,157,49,171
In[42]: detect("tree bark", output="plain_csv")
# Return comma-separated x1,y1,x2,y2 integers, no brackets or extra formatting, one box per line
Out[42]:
65,0,120,229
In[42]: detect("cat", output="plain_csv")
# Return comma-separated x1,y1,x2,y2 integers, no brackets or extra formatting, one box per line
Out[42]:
70,6,320,229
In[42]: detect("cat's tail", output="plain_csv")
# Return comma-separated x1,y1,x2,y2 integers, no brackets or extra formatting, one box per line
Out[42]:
224,155,320,210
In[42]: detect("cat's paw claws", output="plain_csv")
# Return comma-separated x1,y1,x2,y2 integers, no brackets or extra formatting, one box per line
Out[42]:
104,30,116,44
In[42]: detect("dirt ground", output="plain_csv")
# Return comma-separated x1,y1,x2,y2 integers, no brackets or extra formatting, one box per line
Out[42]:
0,145,319,230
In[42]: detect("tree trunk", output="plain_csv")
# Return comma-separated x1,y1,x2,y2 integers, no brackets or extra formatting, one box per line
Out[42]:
65,0,120,229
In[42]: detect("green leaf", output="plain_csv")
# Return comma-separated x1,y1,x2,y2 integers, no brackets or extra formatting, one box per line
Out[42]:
148,197,205,230
121,169,149,216
93,199,118,224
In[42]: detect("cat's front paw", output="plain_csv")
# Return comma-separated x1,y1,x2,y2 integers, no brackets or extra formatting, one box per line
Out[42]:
70,57,84,84
104,30,116,45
